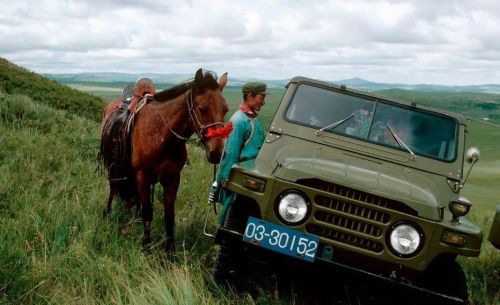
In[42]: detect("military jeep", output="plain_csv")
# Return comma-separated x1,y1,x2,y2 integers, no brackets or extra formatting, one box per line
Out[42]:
212,77,489,304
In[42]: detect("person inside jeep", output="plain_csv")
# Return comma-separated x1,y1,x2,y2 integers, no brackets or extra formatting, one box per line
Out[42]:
345,108,371,138
214,82,269,224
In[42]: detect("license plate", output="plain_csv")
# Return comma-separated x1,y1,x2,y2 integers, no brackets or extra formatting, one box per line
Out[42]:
243,217,320,262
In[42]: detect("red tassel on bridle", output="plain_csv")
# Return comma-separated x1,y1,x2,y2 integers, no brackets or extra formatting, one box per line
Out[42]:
206,121,233,139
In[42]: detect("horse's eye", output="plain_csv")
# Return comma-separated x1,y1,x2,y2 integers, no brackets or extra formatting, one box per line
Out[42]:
198,106,207,114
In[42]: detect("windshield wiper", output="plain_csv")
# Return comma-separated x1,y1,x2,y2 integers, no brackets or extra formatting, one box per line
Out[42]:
386,124,416,160
315,113,354,136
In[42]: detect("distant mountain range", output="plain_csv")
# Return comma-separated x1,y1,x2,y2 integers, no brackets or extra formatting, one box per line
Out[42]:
44,73,500,94
44,72,289,89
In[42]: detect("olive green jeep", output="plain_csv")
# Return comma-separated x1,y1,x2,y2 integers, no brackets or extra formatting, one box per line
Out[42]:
211,77,493,304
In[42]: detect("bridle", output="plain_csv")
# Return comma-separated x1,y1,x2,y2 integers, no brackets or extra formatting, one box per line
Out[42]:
153,89,225,145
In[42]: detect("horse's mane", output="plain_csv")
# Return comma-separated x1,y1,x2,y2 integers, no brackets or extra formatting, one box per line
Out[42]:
201,72,220,91
153,72,219,102
153,81,193,102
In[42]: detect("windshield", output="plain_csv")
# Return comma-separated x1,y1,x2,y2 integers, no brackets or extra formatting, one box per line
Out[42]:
285,84,458,161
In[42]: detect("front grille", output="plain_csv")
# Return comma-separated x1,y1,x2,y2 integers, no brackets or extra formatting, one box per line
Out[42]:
315,210,383,237
310,201,385,252
297,178,418,216
307,223,384,253
295,178,415,253
316,195,390,224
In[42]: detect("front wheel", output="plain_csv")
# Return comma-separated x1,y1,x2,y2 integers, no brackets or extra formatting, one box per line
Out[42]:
213,244,244,285
416,256,469,304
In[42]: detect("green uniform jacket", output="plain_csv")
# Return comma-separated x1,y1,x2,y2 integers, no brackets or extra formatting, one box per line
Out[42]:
216,109,265,224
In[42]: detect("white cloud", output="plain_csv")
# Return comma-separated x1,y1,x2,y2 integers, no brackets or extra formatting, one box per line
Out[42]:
0,0,499,84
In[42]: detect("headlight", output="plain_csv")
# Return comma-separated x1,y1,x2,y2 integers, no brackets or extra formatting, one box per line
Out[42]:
388,223,423,257
449,197,471,223
277,192,309,225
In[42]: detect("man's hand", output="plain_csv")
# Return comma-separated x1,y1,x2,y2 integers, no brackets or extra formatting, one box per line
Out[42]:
209,181,222,204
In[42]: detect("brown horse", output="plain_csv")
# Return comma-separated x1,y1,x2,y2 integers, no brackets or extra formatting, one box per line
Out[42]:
100,69,228,251
101,98,121,134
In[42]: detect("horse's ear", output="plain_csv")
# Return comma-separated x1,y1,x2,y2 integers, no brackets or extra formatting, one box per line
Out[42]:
194,68,204,89
219,72,228,91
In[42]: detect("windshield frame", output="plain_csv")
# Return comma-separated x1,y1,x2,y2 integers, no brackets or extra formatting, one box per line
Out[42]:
283,83,459,163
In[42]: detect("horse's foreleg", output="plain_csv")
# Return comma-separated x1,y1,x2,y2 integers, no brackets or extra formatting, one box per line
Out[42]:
161,173,181,254
136,171,152,250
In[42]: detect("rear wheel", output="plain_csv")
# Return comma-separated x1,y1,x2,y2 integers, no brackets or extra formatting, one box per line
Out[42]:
417,256,469,304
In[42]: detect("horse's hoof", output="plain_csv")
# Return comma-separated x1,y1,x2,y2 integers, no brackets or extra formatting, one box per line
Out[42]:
141,237,152,253
164,240,176,257
135,206,142,217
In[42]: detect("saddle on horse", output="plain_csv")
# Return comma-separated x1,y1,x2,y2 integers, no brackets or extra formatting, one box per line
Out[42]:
120,84,135,108
128,78,157,113
99,87,154,204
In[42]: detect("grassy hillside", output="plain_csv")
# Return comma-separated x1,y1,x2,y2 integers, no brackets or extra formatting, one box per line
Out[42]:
0,69,498,305
0,90,256,305
0,58,105,121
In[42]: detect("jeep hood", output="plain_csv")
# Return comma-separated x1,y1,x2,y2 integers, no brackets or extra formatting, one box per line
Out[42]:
272,147,446,220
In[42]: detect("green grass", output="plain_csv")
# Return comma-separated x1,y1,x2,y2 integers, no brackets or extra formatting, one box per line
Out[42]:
458,120,500,305
1,86,498,305
0,90,283,305
0,58,105,122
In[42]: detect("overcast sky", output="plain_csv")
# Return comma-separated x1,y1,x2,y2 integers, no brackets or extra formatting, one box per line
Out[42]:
1,0,499,85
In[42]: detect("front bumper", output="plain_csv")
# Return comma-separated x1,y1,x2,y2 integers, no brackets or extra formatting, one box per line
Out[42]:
215,226,466,305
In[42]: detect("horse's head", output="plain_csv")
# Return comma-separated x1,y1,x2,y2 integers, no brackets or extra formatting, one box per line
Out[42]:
192,68,229,164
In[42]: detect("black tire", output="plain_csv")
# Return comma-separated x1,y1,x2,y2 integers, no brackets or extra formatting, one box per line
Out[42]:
213,197,263,288
213,244,242,284
213,201,248,285
417,256,469,304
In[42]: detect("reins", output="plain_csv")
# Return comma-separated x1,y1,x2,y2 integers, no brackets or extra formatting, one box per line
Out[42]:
153,102,191,141
152,89,225,144
187,90,225,141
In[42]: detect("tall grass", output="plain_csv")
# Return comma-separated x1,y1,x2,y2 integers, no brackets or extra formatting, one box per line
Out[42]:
0,58,105,122
0,90,498,305
0,91,256,305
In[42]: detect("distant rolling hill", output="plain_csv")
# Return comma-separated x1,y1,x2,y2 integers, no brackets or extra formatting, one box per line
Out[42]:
0,58,105,121
335,77,500,94
42,71,500,125
375,89,500,125
44,72,289,90
45,73,500,94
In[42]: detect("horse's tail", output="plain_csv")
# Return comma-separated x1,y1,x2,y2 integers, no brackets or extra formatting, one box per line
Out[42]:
96,111,112,173
114,175,138,206
99,109,138,206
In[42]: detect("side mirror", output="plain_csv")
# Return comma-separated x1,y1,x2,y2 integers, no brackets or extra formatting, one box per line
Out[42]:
489,206,500,250
460,147,480,189
466,147,480,164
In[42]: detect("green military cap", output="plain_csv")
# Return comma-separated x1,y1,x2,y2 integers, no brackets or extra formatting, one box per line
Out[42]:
242,82,270,95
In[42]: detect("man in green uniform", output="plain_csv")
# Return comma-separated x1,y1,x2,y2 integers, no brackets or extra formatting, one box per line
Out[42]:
215,82,268,224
